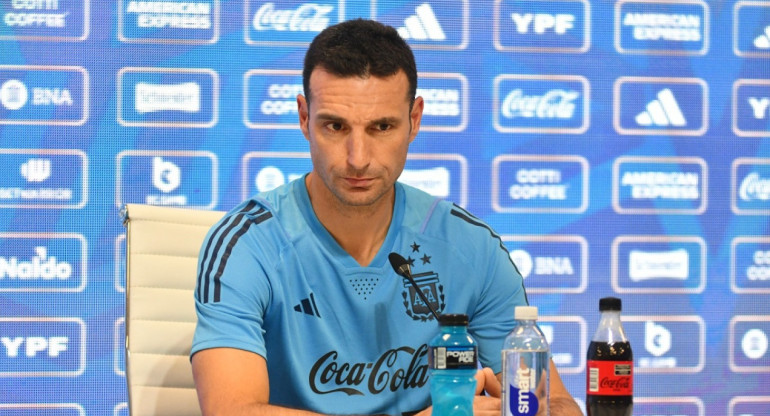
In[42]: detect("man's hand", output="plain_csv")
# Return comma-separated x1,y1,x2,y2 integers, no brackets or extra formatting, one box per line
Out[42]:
414,367,502,416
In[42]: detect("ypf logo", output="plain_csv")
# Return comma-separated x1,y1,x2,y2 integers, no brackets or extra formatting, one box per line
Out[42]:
733,79,770,137
494,0,590,53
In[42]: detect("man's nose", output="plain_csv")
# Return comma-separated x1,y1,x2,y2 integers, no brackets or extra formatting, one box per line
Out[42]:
346,130,371,171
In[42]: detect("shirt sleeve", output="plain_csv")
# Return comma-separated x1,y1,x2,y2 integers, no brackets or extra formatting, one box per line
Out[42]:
469,239,527,374
190,214,272,359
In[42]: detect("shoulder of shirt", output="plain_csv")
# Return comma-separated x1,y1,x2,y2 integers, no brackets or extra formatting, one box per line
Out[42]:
400,183,503,245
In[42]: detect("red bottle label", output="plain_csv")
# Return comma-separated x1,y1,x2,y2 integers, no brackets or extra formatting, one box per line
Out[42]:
586,360,633,396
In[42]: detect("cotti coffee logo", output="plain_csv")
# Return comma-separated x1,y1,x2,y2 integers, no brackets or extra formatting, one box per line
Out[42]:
116,150,218,209
614,76,707,136
241,151,468,206
0,233,86,292
494,75,589,134
373,1,468,50
0,317,86,377
244,69,303,129
732,237,770,294
623,316,705,373
613,156,707,215
503,235,587,294
0,149,87,209
0,0,89,41
0,65,88,125
118,0,219,44
612,236,706,294
733,79,770,137
245,1,342,46
492,155,589,213
494,0,590,53
615,0,709,55
117,67,218,127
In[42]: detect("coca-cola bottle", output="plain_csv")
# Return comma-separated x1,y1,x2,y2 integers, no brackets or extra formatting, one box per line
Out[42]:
586,297,633,416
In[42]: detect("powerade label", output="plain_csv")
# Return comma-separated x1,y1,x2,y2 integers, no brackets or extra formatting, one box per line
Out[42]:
428,345,477,370
587,360,633,395
507,368,539,416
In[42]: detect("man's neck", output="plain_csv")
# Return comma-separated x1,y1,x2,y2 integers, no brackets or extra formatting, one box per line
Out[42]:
306,175,395,267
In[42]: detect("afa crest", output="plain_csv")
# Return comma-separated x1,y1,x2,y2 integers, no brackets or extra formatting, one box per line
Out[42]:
401,271,445,322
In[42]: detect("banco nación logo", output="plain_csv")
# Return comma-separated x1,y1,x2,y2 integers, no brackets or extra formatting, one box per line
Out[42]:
0,79,28,111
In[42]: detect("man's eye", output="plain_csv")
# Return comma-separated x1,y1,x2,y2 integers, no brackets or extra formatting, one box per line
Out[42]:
326,122,343,131
376,123,392,131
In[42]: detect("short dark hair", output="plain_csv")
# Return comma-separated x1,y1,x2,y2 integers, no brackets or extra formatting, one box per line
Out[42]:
302,19,417,106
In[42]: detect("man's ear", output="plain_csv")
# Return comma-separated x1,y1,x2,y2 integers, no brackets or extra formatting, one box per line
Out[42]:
297,94,310,140
408,96,425,144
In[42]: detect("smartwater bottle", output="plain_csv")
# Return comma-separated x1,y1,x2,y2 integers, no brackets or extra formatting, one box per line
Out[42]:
502,306,550,416
428,313,477,416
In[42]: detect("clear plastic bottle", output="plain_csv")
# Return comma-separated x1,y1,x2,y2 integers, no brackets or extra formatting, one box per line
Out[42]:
428,313,477,416
502,306,550,416
586,297,633,416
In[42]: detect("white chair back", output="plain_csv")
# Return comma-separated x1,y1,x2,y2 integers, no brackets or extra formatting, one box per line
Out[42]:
122,203,224,416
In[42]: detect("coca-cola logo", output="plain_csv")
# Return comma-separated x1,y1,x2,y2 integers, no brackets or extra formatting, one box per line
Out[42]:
739,172,770,201
599,376,631,390
252,2,333,32
308,344,429,396
501,89,578,119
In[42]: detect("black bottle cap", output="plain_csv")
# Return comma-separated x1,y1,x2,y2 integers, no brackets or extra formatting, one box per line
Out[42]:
599,297,622,311
438,314,469,326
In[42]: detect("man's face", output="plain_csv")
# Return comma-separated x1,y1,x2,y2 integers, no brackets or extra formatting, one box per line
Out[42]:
298,68,424,208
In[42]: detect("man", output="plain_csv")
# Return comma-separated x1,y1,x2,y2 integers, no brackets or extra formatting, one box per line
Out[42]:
191,19,581,416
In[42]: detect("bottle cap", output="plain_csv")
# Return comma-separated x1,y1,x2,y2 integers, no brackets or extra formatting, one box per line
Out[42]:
514,306,538,320
599,296,622,311
438,313,468,326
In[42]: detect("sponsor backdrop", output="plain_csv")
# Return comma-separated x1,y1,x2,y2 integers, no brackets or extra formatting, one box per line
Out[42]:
0,0,769,415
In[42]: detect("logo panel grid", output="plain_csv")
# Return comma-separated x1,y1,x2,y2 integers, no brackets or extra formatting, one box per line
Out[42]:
612,156,707,215
491,154,589,214
633,397,704,416
731,237,770,294
117,67,218,128
0,149,87,209
493,0,590,53
372,0,468,50
0,404,85,416
611,235,706,294
0,317,87,377
731,157,770,215
622,315,705,373
729,396,770,416
0,0,89,42
733,79,770,137
0,65,88,126
615,0,709,56
613,76,708,136
493,74,589,134
0,232,87,293
245,0,344,46
733,1,770,58
502,235,588,294
115,150,219,209
118,0,219,44
729,316,770,372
